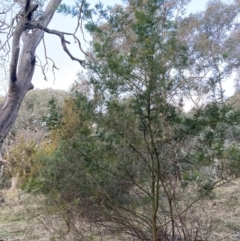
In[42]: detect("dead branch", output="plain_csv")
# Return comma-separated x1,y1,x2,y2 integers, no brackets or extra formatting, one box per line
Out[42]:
29,22,86,67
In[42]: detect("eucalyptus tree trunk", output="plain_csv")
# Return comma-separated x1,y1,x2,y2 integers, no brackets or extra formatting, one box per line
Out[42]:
0,0,82,147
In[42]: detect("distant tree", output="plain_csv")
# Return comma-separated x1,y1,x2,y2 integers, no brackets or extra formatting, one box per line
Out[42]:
178,0,240,101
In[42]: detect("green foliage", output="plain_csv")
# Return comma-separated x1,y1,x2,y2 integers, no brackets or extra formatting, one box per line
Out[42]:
42,97,63,130
57,1,93,20
25,93,132,209
4,137,38,189
22,0,240,240
0,89,67,190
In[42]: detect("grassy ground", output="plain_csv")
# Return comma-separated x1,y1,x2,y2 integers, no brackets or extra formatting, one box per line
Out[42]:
210,180,240,240
1,180,240,241
0,189,50,241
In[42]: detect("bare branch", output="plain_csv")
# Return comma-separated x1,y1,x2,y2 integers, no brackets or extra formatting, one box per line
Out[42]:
25,4,39,20
9,24,24,84
74,1,89,44
32,23,86,67
24,0,31,13
0,0,63,147
35,54,48,81
38,36,59,82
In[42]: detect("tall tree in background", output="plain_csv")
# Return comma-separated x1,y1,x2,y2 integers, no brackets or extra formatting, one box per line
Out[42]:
179,0,240,102
0,0,86,147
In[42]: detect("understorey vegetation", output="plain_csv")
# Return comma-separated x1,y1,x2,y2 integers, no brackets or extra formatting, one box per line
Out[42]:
2,0,240,240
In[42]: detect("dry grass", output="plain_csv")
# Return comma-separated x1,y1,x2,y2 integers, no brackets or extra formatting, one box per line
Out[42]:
0,189,50,241
1,179,240,241
207,180,240,240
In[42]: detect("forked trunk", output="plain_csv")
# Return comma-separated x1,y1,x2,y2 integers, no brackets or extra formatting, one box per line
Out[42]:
0,0,62,147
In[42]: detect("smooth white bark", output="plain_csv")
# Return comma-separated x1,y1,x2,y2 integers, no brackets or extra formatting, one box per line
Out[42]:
0,0,62,147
